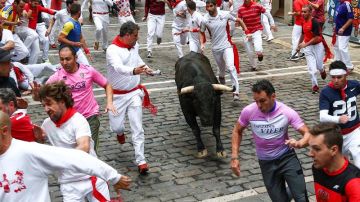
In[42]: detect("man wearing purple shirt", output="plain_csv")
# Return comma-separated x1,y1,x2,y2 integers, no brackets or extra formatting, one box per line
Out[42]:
231,79,311,202
334,0,354,71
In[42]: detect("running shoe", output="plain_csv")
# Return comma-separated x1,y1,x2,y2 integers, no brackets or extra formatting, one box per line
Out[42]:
157,37,162,45
320,70,327,80
266,36,274,42
138,163,149,175
312,85,319,94
233,93,240,101
289,55,300,61
258,53,263,62
147,51,152,58
117,134,126,144
298,53,305,59
94,42,99,51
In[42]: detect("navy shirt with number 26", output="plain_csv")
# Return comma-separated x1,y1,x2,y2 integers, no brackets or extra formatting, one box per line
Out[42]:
319,80,360,134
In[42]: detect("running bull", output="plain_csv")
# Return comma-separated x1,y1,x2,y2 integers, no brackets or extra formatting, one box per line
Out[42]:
175,52,232,158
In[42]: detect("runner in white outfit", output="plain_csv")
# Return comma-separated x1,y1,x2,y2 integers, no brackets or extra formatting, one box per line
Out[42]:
176,0,203,53
48,0,73,47
171,0,188,58
91,0,113,51
0,111,132,202
106,22,157,175
143,0,168,58
200,0,247,101
260,0,275,41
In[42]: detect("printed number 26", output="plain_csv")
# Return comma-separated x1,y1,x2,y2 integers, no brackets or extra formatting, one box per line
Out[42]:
333,96,357,121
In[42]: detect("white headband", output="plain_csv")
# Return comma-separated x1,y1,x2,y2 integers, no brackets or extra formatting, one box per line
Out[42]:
329,69,347,76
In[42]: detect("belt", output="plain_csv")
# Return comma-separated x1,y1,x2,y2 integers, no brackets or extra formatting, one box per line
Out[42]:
92,12,109,15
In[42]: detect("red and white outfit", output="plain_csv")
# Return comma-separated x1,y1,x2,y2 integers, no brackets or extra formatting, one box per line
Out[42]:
200,10,240,94
144,0,166,53
106,37,155,166
171,0,188,58
292,0,308,57
42,110,111,201
260,0,275,40
91,0,113,50
0,139,122,202
114,0,135,26
301,17,326,89
238,1,266,57
9,62,34,91
187,10,204,53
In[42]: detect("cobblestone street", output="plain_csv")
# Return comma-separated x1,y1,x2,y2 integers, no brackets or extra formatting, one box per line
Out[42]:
22,2,360,201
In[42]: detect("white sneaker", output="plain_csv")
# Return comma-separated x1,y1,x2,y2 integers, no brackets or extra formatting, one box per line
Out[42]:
147,51,152,58
233,93,240,101
266,36,274,42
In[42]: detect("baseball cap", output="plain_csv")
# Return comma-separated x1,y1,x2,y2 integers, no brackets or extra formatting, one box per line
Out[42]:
0,48,13,62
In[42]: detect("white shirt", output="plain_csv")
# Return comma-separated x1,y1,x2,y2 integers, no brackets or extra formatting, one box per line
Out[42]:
0,29,14,44
201,10,236,51
0,139,121,202
91,0,113,14
54,9,71,29
42,112,97,183
106,42,145,90
172,0,188,29
230,0,244,16
260,0,272,10
11,62,35,83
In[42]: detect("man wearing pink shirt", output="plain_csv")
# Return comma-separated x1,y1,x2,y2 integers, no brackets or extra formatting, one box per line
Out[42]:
231,79,310,201
40,45,116,152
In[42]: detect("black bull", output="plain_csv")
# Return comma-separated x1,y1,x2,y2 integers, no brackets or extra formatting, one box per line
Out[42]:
175,52,232,158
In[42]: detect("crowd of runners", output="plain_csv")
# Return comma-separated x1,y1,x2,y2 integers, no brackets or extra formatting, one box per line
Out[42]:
0,0,360,201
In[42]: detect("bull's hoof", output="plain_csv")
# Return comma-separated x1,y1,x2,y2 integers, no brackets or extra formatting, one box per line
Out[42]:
196,149,208,158
216,150,227,158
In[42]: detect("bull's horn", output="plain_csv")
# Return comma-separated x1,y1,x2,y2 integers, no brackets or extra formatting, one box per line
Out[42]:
180,86,194,94
212,84,233,92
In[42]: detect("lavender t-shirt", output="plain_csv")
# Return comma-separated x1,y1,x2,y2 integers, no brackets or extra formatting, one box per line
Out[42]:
238,101,304,160
47,64,107,118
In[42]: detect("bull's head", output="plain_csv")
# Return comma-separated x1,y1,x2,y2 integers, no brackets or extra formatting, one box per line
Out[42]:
180,83,232,126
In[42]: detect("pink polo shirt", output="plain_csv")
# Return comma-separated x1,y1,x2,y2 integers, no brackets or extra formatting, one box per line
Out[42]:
47,64,107,118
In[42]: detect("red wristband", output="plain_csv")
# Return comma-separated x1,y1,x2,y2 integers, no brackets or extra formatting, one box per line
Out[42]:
84,48,90,54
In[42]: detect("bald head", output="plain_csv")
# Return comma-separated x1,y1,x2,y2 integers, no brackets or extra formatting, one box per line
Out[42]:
0,111,10,129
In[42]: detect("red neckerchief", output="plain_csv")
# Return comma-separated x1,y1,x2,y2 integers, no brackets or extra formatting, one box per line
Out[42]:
170,0,182,9
13,66,25,82
328,81,347,101
112,36,133,49
53,108,77,127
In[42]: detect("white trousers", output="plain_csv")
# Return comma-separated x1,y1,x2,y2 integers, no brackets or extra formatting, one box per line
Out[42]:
109,92,146,165
343,128,360,168
118,15,135,27
246,30,263,54
146,13,165,52
12,34,29,62
16,26,40,64
172,27,188,58
76,49,90,65
60,178,110,202
36,22,50,61
26,62,59,77
303,43,324,87
49,20,60,45
93,14,110,50
291,24,303,56
261,9,274,39
334,35,354,69
238,30,257,69
212,47,239,94
189,39,201,53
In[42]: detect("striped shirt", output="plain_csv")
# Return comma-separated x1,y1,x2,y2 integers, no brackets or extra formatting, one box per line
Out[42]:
238,1,265,34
